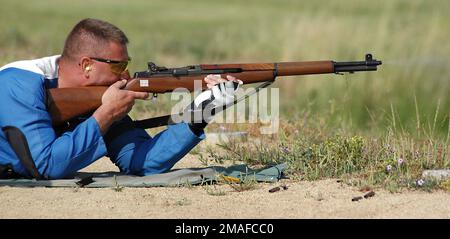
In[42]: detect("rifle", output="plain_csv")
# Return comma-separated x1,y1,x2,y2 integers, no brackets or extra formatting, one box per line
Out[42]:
47,53,381,128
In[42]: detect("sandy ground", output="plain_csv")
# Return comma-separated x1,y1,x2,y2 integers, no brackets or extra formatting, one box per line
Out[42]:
1,153,449,219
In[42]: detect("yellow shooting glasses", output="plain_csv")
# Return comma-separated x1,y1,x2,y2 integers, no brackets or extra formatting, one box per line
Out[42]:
90,57,130,75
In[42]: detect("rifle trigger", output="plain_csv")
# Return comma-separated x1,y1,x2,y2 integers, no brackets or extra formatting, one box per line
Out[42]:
151,93,158,101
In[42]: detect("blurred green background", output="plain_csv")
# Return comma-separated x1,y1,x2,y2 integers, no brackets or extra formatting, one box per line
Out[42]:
1,0,449,136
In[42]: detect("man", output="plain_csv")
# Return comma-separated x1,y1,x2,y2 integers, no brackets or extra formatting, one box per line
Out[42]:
0,18,239,179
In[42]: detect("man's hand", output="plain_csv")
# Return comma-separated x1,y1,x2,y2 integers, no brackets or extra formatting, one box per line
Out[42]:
93,79,149,134
185,74,242,136
194,74,242,109
204,74,239,89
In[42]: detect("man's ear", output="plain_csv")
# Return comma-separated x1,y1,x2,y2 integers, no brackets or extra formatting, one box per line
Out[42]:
80,57,92,77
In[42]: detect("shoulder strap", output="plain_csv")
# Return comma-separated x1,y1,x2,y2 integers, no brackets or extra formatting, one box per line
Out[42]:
132,81,274,129
2,126,43,179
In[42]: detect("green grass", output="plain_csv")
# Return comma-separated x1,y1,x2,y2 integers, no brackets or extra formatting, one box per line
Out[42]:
1,0,448,136
206,119,449,192
1,0,449,189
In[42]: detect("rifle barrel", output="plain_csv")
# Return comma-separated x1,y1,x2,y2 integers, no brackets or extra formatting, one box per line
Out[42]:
134,53,381,78
333,53,382,73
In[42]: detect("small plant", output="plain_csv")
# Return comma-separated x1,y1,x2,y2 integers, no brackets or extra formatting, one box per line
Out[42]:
197,153,209,166
225,173,258,192
440,179,450,192
179,179,194,189
174,198,191,206
112,175,124,192
189,147,201,156
163,198,191,207
204,184,227,196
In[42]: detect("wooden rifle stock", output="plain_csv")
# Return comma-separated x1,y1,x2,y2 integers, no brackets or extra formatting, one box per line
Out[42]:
47,53,381,126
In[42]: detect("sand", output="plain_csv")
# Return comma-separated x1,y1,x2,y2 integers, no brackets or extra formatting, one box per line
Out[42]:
1,154,449,219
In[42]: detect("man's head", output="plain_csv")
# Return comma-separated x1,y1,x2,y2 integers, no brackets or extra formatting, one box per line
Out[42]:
60,18,131,87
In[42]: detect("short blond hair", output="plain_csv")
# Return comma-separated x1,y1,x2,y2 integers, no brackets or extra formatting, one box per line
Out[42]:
61,18,128,61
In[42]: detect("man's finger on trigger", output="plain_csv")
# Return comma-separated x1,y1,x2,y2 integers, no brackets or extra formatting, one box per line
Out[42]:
206,74,221,80
134,92,149,99
213,75,227,83
204,76,214,82
226,75,237,81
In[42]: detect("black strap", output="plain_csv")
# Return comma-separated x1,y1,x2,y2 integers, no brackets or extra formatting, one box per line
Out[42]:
2,126,43,179
132,80,275,129
132,114,175,129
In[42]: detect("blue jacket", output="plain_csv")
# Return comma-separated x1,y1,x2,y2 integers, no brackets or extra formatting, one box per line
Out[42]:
0,56,204,179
